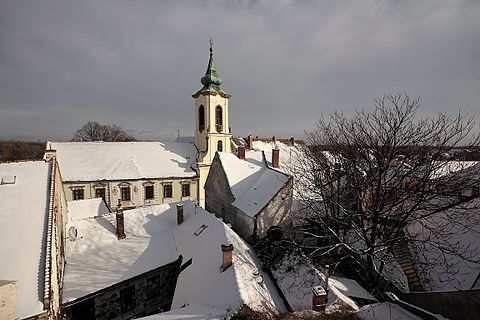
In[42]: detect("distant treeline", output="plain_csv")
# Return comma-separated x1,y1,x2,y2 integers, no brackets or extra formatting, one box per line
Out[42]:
0,140,46,161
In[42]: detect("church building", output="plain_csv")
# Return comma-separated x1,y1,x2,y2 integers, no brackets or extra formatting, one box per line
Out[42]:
193,42,233,207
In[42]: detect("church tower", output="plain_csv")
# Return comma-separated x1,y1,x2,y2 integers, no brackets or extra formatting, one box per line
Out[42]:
193,41,232,207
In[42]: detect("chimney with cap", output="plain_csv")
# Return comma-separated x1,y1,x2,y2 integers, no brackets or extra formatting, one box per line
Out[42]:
221,244,233,272
116,200,126,240
237,146,246,160
312,285,327,312
177,203,184,225
272,148,280,168
247,135,253,149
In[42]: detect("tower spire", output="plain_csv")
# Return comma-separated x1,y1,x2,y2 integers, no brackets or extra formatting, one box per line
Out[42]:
193,40,230,98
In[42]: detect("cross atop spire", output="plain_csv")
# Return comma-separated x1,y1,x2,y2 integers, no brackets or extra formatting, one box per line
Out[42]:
193,40,230,98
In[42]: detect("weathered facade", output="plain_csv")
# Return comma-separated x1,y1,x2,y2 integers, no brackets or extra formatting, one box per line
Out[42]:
205,152,293,243
63,257,183,320
45,141,198,209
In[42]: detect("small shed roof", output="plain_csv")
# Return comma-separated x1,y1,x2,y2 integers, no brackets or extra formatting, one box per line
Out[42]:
217,151,290,217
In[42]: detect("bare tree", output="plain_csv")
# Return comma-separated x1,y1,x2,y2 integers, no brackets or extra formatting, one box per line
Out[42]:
72,121,136,142
293,93,480,290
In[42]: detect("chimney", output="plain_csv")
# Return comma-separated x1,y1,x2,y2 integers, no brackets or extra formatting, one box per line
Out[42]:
116,200,126,239
312,285,327,312
290,137,295,146
221,244,234,272
44,143,56,161
177,203,184,225
272,148,280,168
272,136,277,144
237,146,246,160
247,135,253,149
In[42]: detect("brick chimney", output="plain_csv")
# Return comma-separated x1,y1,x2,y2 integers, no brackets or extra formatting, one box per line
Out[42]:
116,200,126,240
290,137,295,146
312,285,327,312
221,244,233,272
247,135,253,149
272,148,280,168
177,203,184,225
237,146,246,160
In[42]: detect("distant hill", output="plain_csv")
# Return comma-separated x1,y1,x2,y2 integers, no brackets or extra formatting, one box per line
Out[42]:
0,140,45,161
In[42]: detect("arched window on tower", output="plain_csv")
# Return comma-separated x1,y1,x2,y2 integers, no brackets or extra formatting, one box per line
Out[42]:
217,140,223,152
215,106,223,132
199,105,205,132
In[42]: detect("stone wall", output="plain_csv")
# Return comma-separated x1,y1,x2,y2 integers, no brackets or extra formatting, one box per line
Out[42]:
64,256,183,320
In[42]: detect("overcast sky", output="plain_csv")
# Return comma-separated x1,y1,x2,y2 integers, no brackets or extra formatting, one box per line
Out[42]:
1,0,479,141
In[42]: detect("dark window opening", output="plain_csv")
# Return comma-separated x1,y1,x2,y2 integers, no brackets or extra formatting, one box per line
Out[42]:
182,184,190,197
215,106,222,131
217,140,223,152
120,285,136,314
199,105,205,132
146,275,162,300
120,186,131,201
163,184,172,198
73,189,84,200
95,188,106,201
145,185,154,200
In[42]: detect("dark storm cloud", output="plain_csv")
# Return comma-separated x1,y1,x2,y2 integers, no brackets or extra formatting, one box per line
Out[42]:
1,0,479,140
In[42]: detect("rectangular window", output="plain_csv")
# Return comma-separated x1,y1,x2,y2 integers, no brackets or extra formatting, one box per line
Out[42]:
146,275,161,300
95,188,106,201
120,285,136,314
182,183,190,197
145,185,154,200
120,186,131,201
73,189,84,200
163,184,172,198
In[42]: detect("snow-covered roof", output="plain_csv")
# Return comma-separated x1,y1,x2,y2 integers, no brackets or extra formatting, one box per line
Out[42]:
63,202,180,302
49,141,197,182
63,201,284,317
251,140,304,175
67,198,110,221
407,197,480,291
0,161,51,319
430,161,480,180
270,251,376,312
217,151,290,217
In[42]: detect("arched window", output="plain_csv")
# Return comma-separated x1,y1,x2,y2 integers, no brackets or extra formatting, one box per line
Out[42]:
215,106,223,132
217,140,223,152
199,105,205,132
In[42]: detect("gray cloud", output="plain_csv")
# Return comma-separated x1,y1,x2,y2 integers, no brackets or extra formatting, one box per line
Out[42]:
1,0,479,141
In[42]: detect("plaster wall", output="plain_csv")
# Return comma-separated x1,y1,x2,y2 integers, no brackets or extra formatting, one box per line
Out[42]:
63,178,197,209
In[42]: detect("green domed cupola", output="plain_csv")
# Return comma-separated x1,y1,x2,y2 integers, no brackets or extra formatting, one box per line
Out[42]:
193,40,230,98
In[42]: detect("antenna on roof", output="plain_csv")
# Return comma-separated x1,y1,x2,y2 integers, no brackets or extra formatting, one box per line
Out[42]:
68,226,78,242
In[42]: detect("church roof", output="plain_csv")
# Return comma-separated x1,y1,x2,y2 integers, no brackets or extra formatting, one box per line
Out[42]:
217,151,291,217
48,141,197,182
192,42,230,98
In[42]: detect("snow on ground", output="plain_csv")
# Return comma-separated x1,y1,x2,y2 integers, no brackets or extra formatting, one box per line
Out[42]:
63,200,284,317
49,141,197,181
0,161,51,319
357,302,422,320
218,152,290,217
